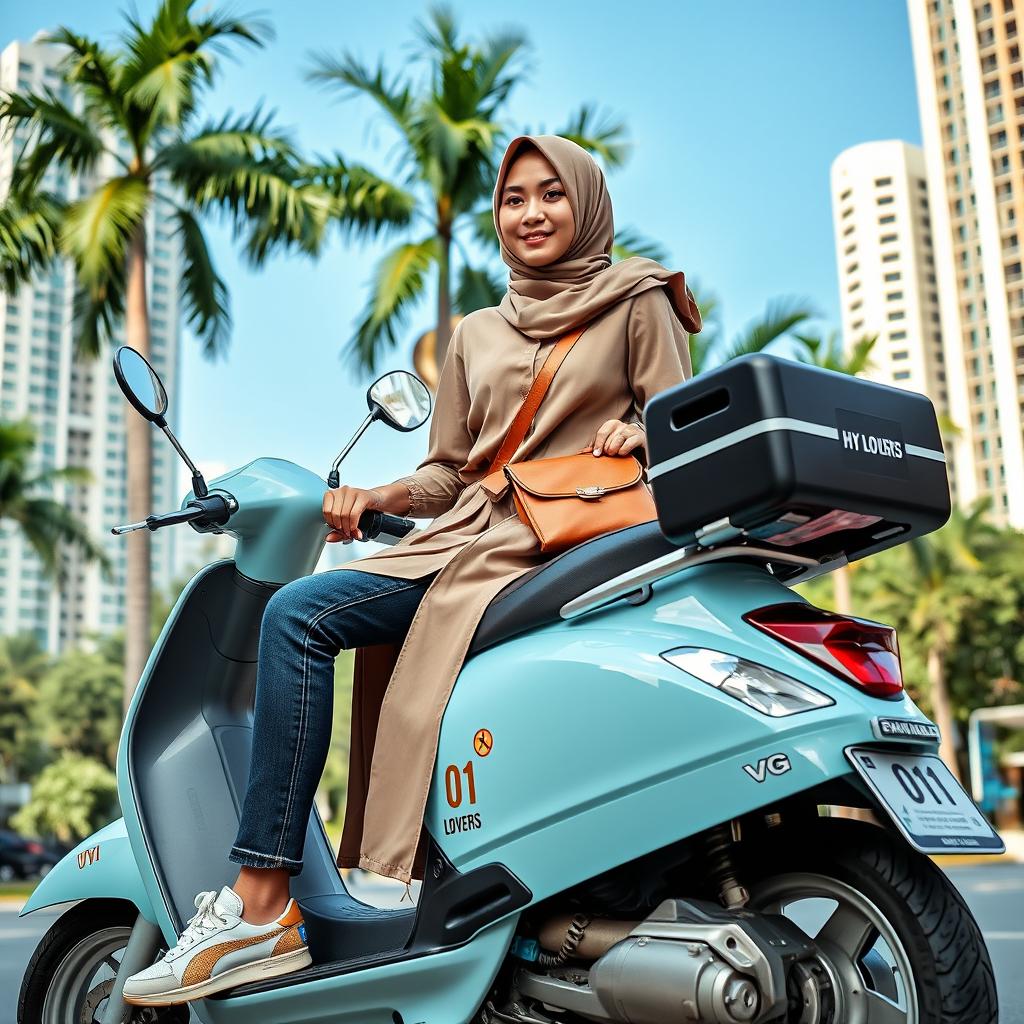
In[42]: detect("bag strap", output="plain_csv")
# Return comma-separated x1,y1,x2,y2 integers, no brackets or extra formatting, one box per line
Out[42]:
484,324,589,481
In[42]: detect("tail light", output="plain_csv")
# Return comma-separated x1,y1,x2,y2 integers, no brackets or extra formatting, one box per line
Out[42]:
25,840,44,854
742,602,903,700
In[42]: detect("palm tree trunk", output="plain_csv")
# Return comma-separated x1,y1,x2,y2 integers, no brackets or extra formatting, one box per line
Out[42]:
927,640,960,781
123,224,152,714
832,564,852,615
434,225,453,373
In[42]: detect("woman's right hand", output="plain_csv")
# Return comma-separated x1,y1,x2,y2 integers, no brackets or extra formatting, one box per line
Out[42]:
323,482,412,543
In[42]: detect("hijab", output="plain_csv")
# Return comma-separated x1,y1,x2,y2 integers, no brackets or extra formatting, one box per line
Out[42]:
491,134,703,340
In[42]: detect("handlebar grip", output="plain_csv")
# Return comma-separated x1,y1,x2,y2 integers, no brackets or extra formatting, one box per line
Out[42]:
358,509,416,540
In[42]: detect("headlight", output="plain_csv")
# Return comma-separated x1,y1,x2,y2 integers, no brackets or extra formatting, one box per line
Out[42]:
660,646,835,717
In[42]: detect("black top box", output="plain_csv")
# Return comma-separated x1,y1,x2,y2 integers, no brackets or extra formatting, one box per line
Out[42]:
644,353,952,564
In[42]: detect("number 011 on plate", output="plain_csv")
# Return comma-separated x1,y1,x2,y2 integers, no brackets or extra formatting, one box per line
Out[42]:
846,748,1005,854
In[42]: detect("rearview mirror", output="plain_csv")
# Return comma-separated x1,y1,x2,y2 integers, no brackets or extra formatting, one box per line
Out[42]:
113,346,169,426
367,371,431,432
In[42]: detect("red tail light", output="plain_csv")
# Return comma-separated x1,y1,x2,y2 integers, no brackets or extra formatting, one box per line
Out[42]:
25,841,44,854
742,602,903,699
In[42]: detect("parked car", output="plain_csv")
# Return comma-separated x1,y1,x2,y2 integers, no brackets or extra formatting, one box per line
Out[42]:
0,829,62,881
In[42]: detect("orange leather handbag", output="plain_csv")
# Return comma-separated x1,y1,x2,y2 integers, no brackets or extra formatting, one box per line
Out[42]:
482,324,658,555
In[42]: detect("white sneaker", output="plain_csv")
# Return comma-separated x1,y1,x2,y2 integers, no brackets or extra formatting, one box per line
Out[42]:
122,885,311,1006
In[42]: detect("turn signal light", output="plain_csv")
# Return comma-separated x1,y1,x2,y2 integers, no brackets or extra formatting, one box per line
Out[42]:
742,602,904,700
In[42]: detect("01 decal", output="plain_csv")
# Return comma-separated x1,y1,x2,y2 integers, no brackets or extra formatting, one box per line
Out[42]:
442,733,493,836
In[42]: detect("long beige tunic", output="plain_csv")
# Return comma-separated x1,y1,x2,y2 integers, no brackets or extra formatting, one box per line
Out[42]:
333,284,692,882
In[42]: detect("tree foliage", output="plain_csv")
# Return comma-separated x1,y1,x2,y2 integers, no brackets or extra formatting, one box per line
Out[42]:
10,752,118,842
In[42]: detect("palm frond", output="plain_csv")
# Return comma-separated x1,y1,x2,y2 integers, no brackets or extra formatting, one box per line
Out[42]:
70,263,127,359
306,155,417,242
348,237,438,373
305,50,414,135
0,190,64,293
475,28,531,114
160,110,334,262
119,0,271,130
60,175,149,289
17,497,113,584
1,89,107,192
410,4,461,61
467,206,500,251
611,228,668,264
723,297,819,363
455,263,504,314
555,104,630,169
173,207,230,358
42,28,125,131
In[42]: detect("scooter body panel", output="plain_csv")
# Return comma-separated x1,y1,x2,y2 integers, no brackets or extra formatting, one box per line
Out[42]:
428,560,935,901
196,916,517,1024
18,817,156,923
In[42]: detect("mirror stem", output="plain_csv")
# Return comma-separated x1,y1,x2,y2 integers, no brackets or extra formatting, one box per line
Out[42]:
327,411,377,488
161,423,208,497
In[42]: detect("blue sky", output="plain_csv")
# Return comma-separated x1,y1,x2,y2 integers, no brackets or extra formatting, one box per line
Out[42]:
4,0,923,500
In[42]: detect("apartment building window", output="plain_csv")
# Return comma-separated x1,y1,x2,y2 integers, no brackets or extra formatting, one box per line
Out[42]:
847,280,861,293
893,350,909,360
874,176,892,187
850,299,863,312
882,253,899,263
880,233,898,244
877,195,895,206
840,188,852,201
991,129,1008,148
884,271,901,282
852,319,865,331
843,224,855,237
880,214,896,224
844,242,856,255
894,371,911,380
891,330,907,340
841,206,854,220
886,291,904,301
845,261,859,275
888,310,906,321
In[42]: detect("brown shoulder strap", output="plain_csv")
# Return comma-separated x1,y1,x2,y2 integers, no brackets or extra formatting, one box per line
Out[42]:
485,324,588,478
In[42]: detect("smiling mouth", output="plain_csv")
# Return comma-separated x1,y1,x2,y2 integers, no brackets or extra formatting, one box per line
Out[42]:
521,231,552,241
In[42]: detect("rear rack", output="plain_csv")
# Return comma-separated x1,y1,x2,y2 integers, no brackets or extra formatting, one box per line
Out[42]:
559,543,845,621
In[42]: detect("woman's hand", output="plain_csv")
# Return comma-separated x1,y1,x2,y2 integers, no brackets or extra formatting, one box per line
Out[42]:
323,485,383,543
590,418,646,457
323,482,415,543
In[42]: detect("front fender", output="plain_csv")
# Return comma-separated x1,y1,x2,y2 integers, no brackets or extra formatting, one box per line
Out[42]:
19,817,155,923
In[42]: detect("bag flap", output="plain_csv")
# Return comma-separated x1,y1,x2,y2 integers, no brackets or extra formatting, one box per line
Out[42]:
504,452,644,498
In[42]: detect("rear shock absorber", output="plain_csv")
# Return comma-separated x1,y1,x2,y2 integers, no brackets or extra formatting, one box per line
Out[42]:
704,823,749,909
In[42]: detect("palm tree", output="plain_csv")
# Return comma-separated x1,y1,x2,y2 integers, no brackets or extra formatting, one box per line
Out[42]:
306,5,667,375
0,418,109,582
789,329,880,615
0,0,334,708
871,500,999,778
686,278,819,376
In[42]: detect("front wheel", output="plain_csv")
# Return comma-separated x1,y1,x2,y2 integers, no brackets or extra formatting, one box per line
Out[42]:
743,818,997,1024
18,898,188,1024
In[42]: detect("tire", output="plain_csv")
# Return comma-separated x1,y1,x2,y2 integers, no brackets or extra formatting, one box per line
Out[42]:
742,817,997,1024
18,898,189,1024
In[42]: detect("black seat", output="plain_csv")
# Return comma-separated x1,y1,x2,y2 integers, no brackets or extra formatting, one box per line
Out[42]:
468,520,677,655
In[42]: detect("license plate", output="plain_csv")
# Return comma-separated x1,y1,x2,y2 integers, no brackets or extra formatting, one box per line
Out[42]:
847,748,1005,854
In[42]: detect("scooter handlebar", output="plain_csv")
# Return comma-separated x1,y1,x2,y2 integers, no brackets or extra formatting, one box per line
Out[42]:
357,509,417,540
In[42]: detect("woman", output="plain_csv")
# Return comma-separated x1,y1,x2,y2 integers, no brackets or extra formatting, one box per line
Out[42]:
123,133,701,1007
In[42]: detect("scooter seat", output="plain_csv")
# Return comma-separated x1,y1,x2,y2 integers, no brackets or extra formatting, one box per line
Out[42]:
469,520,676,655
298,890,417,963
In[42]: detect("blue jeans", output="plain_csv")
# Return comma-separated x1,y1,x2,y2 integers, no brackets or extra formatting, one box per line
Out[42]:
229,568,436,875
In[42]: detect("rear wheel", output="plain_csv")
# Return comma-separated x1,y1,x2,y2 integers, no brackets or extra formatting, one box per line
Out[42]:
744,818,997,1024
18,899,188,1024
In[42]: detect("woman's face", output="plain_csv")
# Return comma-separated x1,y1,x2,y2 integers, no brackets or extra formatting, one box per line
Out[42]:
497,149,576,266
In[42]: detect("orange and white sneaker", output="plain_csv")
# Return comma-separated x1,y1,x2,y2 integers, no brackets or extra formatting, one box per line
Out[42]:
122,885,311,1006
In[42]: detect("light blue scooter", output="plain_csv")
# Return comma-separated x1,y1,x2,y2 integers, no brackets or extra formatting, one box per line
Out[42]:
18,346,1003,1024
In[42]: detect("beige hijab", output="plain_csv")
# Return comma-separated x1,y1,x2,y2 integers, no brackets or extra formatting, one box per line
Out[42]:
491,133,703,341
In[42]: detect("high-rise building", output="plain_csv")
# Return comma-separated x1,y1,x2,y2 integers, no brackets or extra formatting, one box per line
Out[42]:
0,36,181,651
830,141,958,500
907,0,1024,527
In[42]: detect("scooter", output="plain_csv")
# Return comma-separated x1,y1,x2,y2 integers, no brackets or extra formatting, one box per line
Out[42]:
18,345,1003,1024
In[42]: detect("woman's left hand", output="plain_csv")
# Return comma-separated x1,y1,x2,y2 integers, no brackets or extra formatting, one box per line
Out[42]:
590,418,646,457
